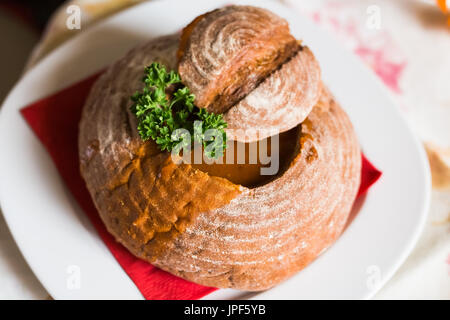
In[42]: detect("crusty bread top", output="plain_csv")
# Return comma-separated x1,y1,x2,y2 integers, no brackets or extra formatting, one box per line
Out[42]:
178,5,300,113
178,5,321,141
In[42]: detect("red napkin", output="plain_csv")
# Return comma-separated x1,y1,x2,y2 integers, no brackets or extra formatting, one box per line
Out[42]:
21,72,381,300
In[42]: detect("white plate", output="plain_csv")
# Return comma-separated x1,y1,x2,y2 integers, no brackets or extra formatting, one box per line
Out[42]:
0,0,430,300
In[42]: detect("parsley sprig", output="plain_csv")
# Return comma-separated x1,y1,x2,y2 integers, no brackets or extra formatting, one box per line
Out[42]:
130,63,227,158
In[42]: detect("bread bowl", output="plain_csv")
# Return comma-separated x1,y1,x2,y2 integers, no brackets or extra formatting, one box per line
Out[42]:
79,5,361,291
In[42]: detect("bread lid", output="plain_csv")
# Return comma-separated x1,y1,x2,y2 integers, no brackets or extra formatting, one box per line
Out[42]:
178,5,321,142
224,46,321,142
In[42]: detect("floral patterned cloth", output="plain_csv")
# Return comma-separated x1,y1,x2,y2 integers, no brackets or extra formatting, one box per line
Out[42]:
14,0,450,299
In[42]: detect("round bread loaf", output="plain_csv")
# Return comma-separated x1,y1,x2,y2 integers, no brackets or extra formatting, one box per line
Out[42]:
79,33,361,290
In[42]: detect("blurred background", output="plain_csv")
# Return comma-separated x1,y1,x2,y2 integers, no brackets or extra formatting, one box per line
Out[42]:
0,0,448,299
0,0,61,100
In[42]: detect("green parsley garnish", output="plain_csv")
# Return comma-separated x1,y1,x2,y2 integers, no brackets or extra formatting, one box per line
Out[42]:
130,63,227,159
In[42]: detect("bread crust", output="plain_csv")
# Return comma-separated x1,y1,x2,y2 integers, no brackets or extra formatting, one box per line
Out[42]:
178,5,300,114
79,35,242,260
224,46,321,142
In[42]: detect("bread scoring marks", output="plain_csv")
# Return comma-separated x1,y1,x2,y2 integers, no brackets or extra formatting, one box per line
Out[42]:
152,88,361,291
224,47,322,143
178,5,300,113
